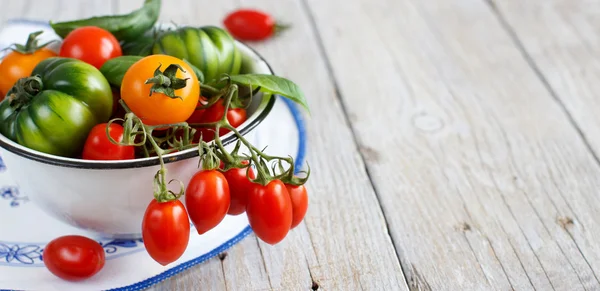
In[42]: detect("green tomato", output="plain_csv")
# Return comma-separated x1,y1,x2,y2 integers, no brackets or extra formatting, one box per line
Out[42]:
123,26,242,84
0,57,113,157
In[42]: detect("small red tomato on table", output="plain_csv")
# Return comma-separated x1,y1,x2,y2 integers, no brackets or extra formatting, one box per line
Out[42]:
43,235,105,281
223,9,288,41
59,26,122,69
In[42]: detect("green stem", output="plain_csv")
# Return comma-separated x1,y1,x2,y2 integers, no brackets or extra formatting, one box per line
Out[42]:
200,84,221,96
8,76,43,110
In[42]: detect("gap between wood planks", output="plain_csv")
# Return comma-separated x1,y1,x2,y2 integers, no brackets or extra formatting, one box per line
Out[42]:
485,0,600,168
485,0,600,285
298,0,411,289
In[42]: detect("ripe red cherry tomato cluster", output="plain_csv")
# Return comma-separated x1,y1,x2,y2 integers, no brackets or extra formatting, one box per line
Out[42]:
140,163,310,266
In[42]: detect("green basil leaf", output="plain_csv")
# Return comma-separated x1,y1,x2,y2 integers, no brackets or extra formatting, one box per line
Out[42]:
99,56,143,87
228,74,310,114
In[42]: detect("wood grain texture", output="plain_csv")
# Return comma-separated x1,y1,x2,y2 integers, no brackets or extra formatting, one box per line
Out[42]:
487,0,600,288
0,0,113,23
305,0,600,289
116,0,408,290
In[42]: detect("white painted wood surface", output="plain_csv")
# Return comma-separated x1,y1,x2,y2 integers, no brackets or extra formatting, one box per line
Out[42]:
3,0,600,290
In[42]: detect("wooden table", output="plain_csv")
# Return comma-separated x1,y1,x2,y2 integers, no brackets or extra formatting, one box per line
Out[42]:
4,0,600,290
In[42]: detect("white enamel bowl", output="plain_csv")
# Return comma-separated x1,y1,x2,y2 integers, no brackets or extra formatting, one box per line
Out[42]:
0,42,276,239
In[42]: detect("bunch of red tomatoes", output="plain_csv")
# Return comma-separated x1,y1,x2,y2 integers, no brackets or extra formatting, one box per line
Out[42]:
143,163,309,266
27,13,307,284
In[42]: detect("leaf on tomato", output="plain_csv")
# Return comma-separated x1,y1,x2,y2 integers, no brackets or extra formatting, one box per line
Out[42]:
228,74,310,114
100,56,143,87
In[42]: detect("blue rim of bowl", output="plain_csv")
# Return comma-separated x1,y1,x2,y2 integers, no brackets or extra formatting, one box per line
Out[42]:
0,21,276,170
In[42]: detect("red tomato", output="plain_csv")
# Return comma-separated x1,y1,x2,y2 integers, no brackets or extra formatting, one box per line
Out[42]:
185,170,231,234
197,100,247,142
59,26,122,69
42,235,105,281
186,97,208,124
142,199,190,266
246,179,292,244
223,9,277,41
285,184,308,228
222,162,256,215
82,123,135,160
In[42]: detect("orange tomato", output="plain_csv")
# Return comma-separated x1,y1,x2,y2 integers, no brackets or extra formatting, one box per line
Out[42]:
0,48,56,98
121,54,199,126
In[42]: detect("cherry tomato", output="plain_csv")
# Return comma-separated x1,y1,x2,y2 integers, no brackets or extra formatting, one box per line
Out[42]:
197,99,247,142
285,184,308,228
185,169,231,234
82,123,135,160
0,47,56,98
222,162,256,215
246,179,292,244
223,9,278,41
186,97,208,124
42,235,105,281
142,199,190,266
59,26,122,69
121,54,200,126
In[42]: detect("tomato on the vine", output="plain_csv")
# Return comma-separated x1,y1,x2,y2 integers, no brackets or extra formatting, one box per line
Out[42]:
59,26,122,69
185,169,231,234
42,235,105,281
223,9,282,41
82,123,135,160
121,54,199,126
197,99,247,142
186,96,208,124
222,161,256,215
142,199,190,266
246,179,292,244
0,48,56,98
285,184,308,228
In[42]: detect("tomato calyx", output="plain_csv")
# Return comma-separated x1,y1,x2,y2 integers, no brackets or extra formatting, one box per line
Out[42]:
7,76,43,110
145,63,190,100
4,31,55,54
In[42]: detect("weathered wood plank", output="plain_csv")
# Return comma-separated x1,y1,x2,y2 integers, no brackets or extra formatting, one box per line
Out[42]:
116,0,408,290
486,0,600,288
304,0,600,289
0,0,113,23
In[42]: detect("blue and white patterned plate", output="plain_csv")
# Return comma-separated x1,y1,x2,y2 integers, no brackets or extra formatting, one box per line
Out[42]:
0,20,307,291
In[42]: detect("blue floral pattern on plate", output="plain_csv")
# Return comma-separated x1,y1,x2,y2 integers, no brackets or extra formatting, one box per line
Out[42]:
0,244,42,264
1,186,28,207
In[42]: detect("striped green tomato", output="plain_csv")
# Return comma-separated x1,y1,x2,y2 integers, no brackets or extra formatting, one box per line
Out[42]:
0,57,113,157
123,26,242,83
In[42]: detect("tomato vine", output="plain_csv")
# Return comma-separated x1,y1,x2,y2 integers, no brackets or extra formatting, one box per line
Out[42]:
107,69,310,203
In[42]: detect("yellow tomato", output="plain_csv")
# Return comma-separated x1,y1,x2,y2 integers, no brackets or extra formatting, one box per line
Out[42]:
121,54,200,126
0,48,57,98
